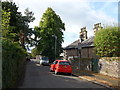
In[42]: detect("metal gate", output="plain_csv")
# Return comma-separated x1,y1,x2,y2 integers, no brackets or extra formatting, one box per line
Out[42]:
92,59,99,73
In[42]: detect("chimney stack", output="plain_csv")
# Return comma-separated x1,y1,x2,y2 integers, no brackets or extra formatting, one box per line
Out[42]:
80,27,88,42
93,23,103,35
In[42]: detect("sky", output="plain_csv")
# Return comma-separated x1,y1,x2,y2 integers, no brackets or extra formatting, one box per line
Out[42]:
3,0,118,48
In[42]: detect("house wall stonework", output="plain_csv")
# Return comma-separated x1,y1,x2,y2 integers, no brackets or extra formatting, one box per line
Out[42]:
66,49,78,56
81,47,99,59
63,49,78,60
81,48,88,58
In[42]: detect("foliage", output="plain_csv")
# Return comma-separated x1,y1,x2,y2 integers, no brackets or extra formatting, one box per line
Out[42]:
31,47,40,58
2,10,10,37
2,39,26,88
20,8,35,49
31,26,41,46
2,1,35,88
94,26,120,57
2,9,17,41
2,1,35,49
26,53,32,59
34,7,65,62
2,1,20,41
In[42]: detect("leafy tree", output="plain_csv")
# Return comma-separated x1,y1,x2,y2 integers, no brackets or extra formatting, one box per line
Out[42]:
2,1,35,49
2,1,35,88
94,26,120,57
2,1,20,41
32,26,41,46
34,7,65,62
19,8,35,49
31,47,39,58
2,10,11,38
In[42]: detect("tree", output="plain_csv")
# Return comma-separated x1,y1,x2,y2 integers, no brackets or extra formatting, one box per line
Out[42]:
2,1,35,49
19,8,35,49
2,1,35,88
2,1,20,41
34,7,65,62
94,26,120,57
2,9,11,38
31,47,39,58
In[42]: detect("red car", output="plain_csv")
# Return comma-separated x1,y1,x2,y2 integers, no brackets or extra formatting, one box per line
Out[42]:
50,60,72,75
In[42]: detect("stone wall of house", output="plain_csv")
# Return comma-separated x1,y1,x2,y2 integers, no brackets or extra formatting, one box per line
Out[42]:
81,48,88,58
99,57,120,78
81,47,99,59
64,49,78,60
66,49,78,56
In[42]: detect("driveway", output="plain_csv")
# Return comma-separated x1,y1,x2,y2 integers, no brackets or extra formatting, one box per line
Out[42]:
18,60,109,89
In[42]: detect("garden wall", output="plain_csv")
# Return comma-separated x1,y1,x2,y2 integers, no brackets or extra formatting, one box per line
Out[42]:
99,57,120,78
70,58,93,76
71,57,120,78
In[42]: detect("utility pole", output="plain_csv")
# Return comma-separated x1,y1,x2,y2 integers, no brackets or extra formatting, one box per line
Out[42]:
78,43,81,69
52,35,57,60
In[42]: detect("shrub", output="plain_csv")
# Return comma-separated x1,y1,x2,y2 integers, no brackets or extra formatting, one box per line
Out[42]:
94,26,120,57
2,39,26,88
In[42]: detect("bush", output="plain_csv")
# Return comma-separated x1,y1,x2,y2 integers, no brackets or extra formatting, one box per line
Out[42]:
94,26,120,57
2,39,26,88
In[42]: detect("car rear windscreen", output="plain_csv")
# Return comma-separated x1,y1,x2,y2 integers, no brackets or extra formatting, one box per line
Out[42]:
59,62,70,65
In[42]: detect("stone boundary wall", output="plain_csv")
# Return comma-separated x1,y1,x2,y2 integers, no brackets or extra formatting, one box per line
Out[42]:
71,58,93,76
71,57,120,78
99,57,120,78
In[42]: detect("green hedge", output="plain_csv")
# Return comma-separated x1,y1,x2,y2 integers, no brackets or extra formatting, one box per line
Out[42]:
2,39,26,88
94,26,120,57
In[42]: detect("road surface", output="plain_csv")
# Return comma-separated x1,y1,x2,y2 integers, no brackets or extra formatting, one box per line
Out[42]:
18,60,109,89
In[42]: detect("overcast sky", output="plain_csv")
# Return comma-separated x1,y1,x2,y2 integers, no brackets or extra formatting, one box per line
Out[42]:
4,0,118,48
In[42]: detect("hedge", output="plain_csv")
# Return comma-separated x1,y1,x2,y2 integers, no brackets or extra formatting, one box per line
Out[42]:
2,39,26,88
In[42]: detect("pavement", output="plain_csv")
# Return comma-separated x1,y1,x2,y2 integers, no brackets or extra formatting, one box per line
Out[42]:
73,70,120,90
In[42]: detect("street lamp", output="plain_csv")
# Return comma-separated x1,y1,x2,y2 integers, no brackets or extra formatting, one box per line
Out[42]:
52,35,57,59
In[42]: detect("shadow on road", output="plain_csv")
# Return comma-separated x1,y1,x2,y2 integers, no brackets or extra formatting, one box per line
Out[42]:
50,71,78,77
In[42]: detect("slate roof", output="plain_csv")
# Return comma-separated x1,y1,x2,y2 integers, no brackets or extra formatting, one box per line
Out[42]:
79,36,94,48
63,39,80,50
64,36,94,50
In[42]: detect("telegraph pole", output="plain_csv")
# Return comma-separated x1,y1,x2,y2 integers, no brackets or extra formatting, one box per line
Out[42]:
52,35,57,60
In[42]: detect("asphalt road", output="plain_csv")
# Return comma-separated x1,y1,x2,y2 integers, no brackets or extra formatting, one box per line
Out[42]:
18,60,109,89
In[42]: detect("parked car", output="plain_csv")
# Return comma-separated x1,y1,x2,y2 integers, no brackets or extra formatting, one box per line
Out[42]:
50,60,72,75
40,57,49,66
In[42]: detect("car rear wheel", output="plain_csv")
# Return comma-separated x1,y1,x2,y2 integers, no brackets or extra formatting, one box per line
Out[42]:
68,73,72,76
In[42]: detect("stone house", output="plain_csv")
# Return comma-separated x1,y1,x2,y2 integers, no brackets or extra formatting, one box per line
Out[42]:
63,27,88,60
79,23,103,59
78,36,98,59
63,23,103,60
63,39,79,60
